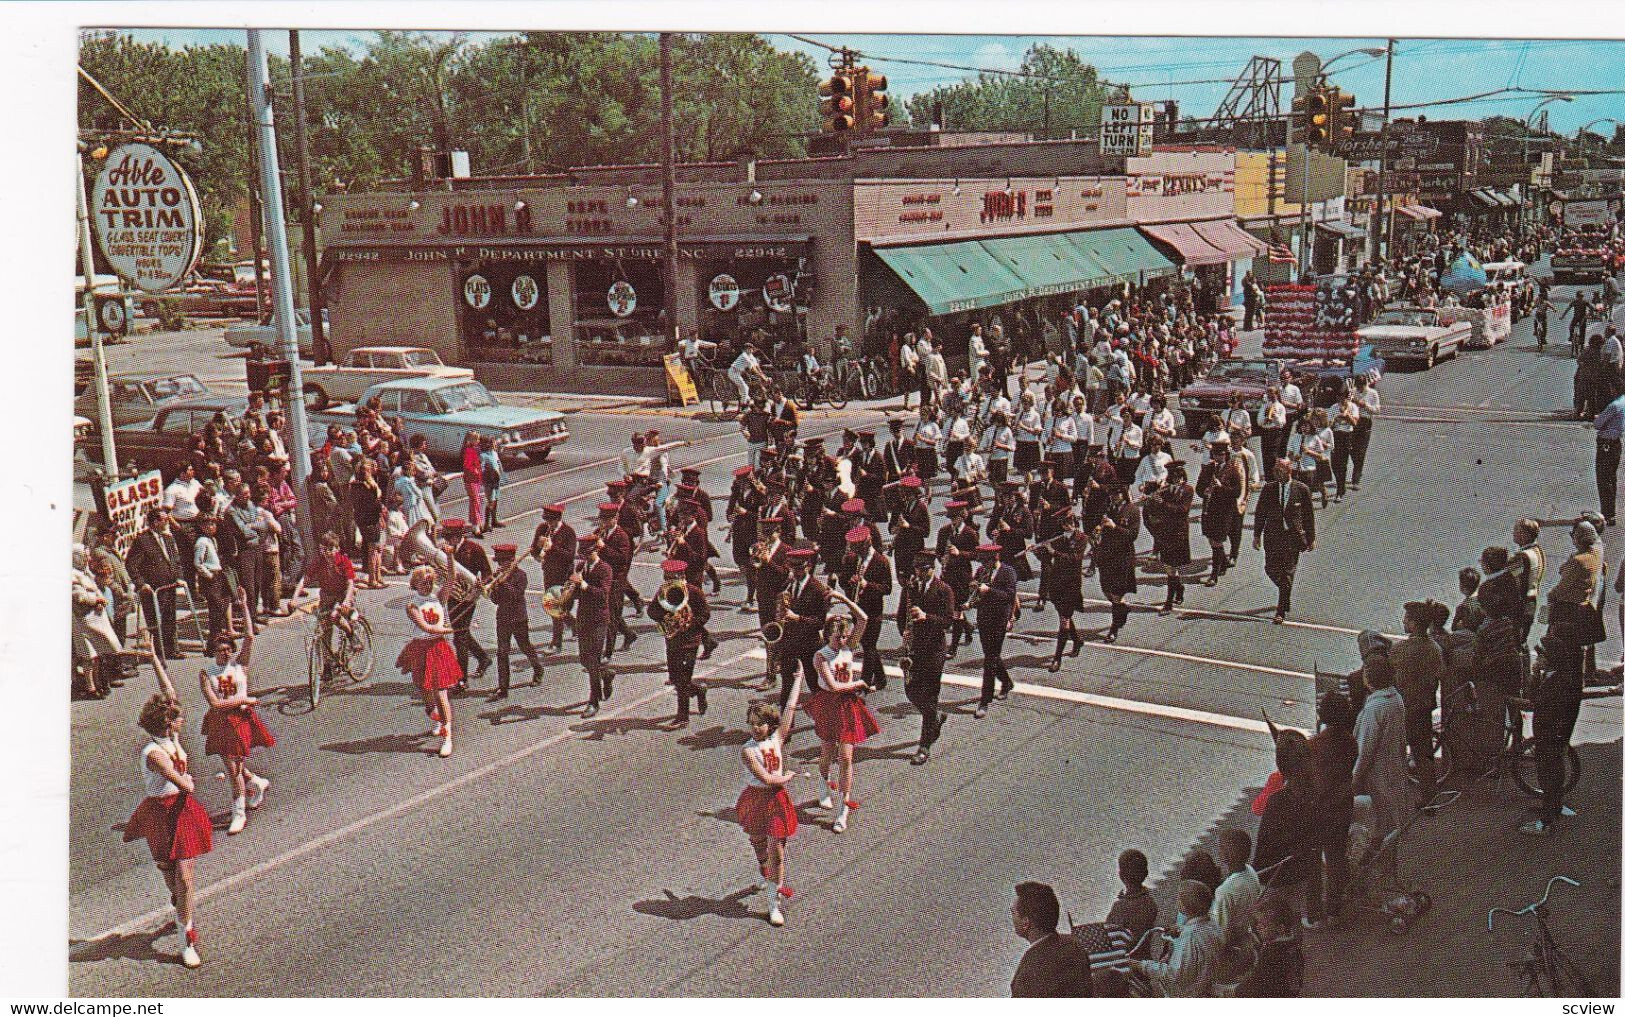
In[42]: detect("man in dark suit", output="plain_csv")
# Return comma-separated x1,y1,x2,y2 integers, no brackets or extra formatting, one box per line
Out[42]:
902,552,955,766
572,534,615,717
530,503,577,652
838,526,893,691
595,503,637,658
1253,457,1316,624
890,477,930,578
972,543,1018,717
125,507,184,659
935,501,979,655
648,558,712,726
1010,881,1094,997
777,546,830,709
442,518,491,685
488,543,542,699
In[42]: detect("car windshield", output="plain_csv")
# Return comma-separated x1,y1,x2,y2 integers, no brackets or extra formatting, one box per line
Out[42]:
434,383,498,413
151,375,206,399
1205,362,1274,384
1375,311,1437,327
402,350,444,368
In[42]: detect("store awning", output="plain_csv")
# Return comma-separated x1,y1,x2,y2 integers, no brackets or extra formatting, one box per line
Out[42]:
1138,223,1230,267
871,242,1032,316
1315,220,1367,240
869,227,1174,316
1394,204,1441,221
1468,189,1503,210
1487,189,1518,208
1501,191,1524,207
1189,219,1268,260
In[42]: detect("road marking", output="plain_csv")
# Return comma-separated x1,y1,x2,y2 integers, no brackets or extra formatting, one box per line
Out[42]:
438,439,692,508
79,647,763,944
937,670,1277,736
1069,639,1312,679
1077,596,1402,642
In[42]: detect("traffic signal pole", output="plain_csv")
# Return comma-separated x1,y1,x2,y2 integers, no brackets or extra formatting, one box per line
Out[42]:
659,32,678,343
76,145,118,473
290,30,329,366
1371,40,1395,264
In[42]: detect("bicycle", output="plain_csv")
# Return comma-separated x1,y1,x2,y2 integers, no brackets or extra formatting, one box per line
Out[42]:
1421,681,1581,798
1489,875,1594,997
306,604,374,707
793,368,849,411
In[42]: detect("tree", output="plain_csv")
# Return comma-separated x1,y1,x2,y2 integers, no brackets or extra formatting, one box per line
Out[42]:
904,43,1110,140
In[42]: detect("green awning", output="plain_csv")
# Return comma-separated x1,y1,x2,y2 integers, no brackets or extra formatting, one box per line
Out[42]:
872,242,1031,316
872,227,1174,316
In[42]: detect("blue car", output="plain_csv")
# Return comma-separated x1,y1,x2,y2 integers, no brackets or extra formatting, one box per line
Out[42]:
311,377,570,466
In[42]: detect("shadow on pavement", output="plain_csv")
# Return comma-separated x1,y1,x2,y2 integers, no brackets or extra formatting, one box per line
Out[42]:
320,733,438,756
69,926,176,966
633,887,763,923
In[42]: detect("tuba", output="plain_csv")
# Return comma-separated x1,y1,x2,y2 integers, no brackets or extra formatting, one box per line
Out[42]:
653,578,693,638
401,520,479,601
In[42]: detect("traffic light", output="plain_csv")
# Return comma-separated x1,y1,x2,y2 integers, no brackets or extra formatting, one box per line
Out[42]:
820,73,856,133
1327,88,1357,145
856,69,889,133
1293,87,1331,148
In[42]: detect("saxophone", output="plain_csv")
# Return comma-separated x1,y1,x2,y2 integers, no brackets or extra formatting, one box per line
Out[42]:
898,576,918,673
762,587,792,648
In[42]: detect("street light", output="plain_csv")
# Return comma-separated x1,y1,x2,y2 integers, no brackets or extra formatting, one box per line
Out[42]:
1319,46,1388,78
1577,117,1620,149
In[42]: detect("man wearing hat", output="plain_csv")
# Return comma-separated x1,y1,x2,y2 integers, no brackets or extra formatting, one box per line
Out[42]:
988,481,1035,586
490,543,543,699
891,476,929,579
819,490,854,576
753,515,791,683
936,500,979,655
1196,434,1247,587
881,418,909,516
902,552,955,765
530,504,578,652
441,518,492,686
572,533,616,717
726,466,763,607
776,545,830,709
648,558,712,725
854,430,886,520
1093,487,1141,644
669,499,721,659
594,503,638,658
1252,458,1315,625
972,542,1018,717
1144,459,1195,615
839,525,893,692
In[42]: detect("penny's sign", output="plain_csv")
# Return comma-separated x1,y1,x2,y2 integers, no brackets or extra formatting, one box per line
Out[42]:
90,143,204,293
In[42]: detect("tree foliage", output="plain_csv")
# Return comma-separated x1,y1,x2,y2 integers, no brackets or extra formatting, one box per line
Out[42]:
903,43,1111,139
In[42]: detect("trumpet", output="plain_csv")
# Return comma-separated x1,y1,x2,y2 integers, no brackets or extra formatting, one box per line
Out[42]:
963,561,996,611
480,548,535,596
898,577,919,673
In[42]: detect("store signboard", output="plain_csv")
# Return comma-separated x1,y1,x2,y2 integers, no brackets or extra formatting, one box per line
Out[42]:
762,273,794,313
708,273,741,311
1100,102,1155,157
511,274,541,311
96,470,165,557
91,143,205,293
463,273,492,309
854,177,1127,242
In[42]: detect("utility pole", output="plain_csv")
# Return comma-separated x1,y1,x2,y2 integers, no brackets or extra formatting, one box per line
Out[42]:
289,30,329,366
76,145,118,473
659,32,679,341
247,30,315,551
1371,39,1395,263
242,76,268,323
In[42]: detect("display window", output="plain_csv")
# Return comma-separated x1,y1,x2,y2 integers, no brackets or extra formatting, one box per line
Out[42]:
457,261,552,364
571,260,671,367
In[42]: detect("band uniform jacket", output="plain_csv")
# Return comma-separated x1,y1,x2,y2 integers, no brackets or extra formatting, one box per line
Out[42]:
1010,932,1095,998
449,540,492,627
491,563,531,627
532,521,578,588
840,547,894,622
1253,479,1316,557
1197,456,1247,541
900,575,957,659
973,561,1018,630
1144,481,1195,566
856,447,886,510
892,501,931,559
674,523,709,581
781,573,832,656
1094,500,1142,598
1079,460,1118,529
598,524,634,581
936,521,979,590
755,541,792,616
126,527,183,588
648,580,710,652
574,558,615,627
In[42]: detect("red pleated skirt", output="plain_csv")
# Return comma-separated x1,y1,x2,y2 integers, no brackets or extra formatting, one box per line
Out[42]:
396,636,463,692
806,689,881,745
124,793,213,863
202,705,276,759
735,784,798,840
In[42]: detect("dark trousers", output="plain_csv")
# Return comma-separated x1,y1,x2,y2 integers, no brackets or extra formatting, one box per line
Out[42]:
778,643,818,709
988,459,1009,488
1405,709,1436,798
1243,304,1257,331
173,524,198,593
905,655,945,748
453,621,490,678
1259,427,1285,473
141,586,179,657
668,641,700,719
199,573,231,644
1350,419,1373,485
1228,512,1246,562
1535,686,1583,824
1597,437,1620,521
944,440,964,483
1331,430,1352,497
607,579,634,654
860,621,886,689
977,623,1011,704
1306,808,1351,922
579,619,609,704
495,618,540,694
237,546,263,621
1108,600,1129,633
1264,550,1298,615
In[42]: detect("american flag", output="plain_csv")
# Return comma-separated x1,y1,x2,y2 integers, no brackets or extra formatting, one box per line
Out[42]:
1070,921,1138,970
1266,242,1296,264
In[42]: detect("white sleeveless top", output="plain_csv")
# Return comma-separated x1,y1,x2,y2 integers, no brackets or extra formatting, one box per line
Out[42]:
141,736,187,798
410,592,447,634
814,644,856,693
743,731,785,789
203,657,247,702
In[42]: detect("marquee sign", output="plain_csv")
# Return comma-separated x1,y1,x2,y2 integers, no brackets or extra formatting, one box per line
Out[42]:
91,143,205,294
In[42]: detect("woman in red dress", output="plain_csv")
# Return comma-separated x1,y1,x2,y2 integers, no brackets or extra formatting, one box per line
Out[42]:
199,603,274,835
123,638,211,968
395,564,464,757
805,591,878,835
736,674,805,927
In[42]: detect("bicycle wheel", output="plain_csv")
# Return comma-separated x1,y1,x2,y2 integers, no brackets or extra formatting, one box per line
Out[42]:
306,629,325,708
824,380,848,411
1549,946,1596,997
1410,725,1455,789
1510,736,1582,798
342,615,375,681
709,371,737,409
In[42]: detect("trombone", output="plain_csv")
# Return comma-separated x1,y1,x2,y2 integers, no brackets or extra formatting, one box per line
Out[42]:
400,519,481,601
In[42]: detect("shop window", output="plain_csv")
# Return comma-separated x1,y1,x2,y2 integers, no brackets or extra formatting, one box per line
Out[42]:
458,262,552,364
572,260,671,368
695,260,802,362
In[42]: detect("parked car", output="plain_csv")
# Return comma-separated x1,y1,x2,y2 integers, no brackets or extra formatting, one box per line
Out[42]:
74,371,211,431
308,377,569,466
1358,307,1471,369
1177,358,1281,437
105,395,249,479
225,309,320,357
302,346,474,408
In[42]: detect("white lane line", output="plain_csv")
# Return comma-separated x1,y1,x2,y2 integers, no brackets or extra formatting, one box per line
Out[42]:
1077,596,1402,642
439,439,691,509
938,671,1277,736
1074,640,1311,679
79,647,763,944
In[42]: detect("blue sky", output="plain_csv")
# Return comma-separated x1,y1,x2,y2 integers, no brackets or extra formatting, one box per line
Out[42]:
112,29,1625,136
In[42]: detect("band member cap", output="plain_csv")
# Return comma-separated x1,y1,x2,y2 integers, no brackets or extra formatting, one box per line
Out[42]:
760,514,785,526
597,502,622,516
733,466,754,477
440,518,468,533
945,499,969,511
845,526,871,544
661,559,687,576
492,544,518,559
543,503,564,517
976,543,1003,556
841,498,865,514
899,476,923,490
578,534,602,549
786,546,817,561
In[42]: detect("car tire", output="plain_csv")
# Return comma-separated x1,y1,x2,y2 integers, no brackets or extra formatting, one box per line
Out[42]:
527,447,553,465
304,383,330,410
1425,349,1435,369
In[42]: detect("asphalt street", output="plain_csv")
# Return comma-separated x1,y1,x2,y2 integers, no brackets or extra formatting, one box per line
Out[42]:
68,287,1622,996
